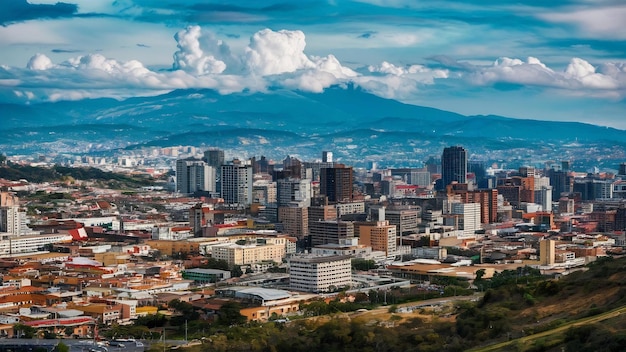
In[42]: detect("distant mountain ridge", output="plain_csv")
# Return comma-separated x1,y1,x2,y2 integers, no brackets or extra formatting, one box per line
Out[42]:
1,86,624,167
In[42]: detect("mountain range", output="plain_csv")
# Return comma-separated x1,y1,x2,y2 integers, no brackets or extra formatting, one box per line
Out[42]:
1,86,625,169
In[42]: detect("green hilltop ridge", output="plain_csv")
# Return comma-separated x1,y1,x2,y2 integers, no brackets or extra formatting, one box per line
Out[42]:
0,160,157,188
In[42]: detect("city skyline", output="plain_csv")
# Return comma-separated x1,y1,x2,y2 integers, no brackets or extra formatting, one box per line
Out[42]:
0,1,625,128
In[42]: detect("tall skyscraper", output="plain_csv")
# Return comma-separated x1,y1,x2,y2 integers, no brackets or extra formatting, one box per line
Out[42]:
468,160,487,186
221,161,253,205
320,166,353,203
175,158,215,195
0,191,26,235
441,146,467,189
322,151,333,163
203,148,225,191
277,178,312,207
203,148,225,169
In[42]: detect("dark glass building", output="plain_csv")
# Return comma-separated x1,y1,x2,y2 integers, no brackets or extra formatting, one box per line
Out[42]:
440,146,467,190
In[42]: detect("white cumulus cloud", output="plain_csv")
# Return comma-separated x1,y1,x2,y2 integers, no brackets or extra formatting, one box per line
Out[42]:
245,29,315,75
27,53,55,70
461,56,626,98
359,61,449,98
3,26,626,105
172,26,230,75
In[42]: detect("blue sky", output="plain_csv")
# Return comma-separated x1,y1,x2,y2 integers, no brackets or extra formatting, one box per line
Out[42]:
1,0,625,128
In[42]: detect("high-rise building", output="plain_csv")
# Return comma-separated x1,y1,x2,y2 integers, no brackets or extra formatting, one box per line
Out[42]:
252,180,277,205
278,205,309,239
441,146,467,190
451,188,498,224
303,161,335,182
0,191,26,235
277,178,312,207
281,156,304,179
289,255,352,293
468,160,487,186
309,220,354,246
358,220,397,256
540,239,555,266
371,207,419,236
189,203,225,237
444,201,482,237
175,158,215,195
203,148,225,190
391,168,431,187
320,166,353,203
322,151,333,163
221,161,253,206
573,179,615,201
250,155,273,174
424,156,441,175
203,148,225,169
549,168,573,200
308,204,337,223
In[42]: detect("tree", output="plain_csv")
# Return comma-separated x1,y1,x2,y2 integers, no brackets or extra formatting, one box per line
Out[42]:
201,258,230,271
64,326,75,337
42,330,57,339
231,265,244,278
217,302,247,326
475,268,486,281
56,342,69,352
13,323,36,338
133,313,166,328
351,259,377,271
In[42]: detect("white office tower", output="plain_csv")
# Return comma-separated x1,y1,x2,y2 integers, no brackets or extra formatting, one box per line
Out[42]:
221,162,254,206
444,200,482,237
534,176,552,212
289,255,352,293
0,192,28,235
175,158,215,194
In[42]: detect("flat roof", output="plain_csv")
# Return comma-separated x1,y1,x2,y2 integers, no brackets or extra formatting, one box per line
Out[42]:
221,287,291,301
289,255,351,263
184,268,230,275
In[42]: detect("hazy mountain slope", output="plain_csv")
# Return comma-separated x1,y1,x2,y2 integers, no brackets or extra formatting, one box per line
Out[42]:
1,85,624,165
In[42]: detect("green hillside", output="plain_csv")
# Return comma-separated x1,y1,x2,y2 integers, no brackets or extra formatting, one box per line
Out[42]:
138,256,626,352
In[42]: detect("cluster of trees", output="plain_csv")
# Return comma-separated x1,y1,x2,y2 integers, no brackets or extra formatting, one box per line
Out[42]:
197,257,244,278
144,316,465,352
299,298,373,317
351,258,377,271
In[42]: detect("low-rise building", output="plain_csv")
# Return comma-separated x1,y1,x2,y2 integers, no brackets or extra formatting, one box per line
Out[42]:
182,268,231,283
211,239,286,266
